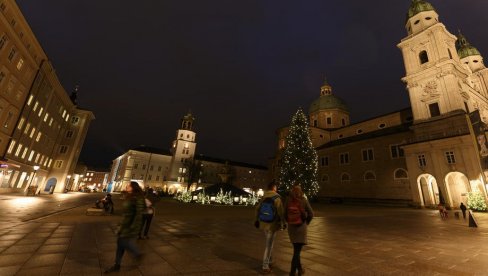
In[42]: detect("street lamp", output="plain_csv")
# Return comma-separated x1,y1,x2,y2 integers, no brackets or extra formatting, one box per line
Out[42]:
24,165,40,196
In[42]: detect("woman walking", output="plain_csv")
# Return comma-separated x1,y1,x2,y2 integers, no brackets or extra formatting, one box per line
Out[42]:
105,181,146,273
285,184,314,276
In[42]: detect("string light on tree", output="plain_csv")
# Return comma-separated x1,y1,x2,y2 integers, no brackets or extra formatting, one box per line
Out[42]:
279,108,319,198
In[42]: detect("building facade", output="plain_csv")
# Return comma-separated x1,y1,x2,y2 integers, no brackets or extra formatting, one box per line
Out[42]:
272,0,488,208
0,0,94,194
108,112,268,193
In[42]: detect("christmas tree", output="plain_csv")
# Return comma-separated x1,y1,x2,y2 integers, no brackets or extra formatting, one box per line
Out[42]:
467,191,487,211
279,108,319,198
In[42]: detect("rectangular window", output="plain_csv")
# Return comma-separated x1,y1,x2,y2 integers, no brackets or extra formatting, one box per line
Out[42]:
24,123,30,134
0,34,7,50
362,148,374,161
429,103,440,117
66,130,73,138
142,164,146,170
59,145,68,154
44,113,49,122
445,151,456,164
320,156,329,167
390,145,405,159
148,175,152,181
313,120,317,127
134,163,138,169
38,107,43,117
15,144,22,156
418,154,427,167
33,101,38,111
71,116,79,124
327,117,332,125
7,140,15,154
47,159,52,168
28,150,34,161
49,118,53,126
54,160,63,168
29,127,35,138
21,148,27,159
35,153,40,163
16,58,23,70
158,166,161,171
7,48,15,62
150,165,153,171
156,175,160,181
36,132,41,142
27,94,33,106
17,117,25,130
339,153,349,165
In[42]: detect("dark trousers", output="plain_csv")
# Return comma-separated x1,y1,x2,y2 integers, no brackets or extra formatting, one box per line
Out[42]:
290,243,304,275
140,214,153,237
115,237,141,265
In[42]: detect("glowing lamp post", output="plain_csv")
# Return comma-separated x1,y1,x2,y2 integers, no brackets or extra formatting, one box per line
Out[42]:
24,165,40,196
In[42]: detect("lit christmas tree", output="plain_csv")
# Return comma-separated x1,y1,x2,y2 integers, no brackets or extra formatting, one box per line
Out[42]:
279,108,319,198
467,191,487,211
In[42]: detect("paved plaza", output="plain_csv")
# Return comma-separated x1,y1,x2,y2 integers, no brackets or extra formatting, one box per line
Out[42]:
0,193,488,275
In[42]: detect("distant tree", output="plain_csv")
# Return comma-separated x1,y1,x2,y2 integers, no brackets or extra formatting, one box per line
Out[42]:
467,190,487,211
182,158,203,191
279,108,319,198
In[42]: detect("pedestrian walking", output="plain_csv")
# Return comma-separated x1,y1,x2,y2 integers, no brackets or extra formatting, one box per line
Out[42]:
285,184,314,276
438,203,448,219
104,181,145,273
139,197,155,239
460,202,467,219
255,181,286,274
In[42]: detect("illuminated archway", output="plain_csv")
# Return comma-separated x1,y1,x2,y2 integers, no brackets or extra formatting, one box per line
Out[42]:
444,172,469,208
417,174,440,207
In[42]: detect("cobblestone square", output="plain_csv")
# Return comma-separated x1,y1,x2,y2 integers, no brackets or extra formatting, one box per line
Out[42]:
1,193,487,275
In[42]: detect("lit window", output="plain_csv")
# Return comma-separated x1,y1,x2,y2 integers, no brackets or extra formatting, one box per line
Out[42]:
445,151,456,164
7,140,15,154
21,148,27,159
17,117,24,129
65,114,69,122
47,159,52,168
27,95,33,105
28,150,34,161
29,127,35,138
49,118,53,126
24,123,30,134
16,58,23,70
35,153,40,163
38,107,43,117
44,113,49,122
40,155,45,165
33,101,38,111
15,144,22,156
62,110,66,118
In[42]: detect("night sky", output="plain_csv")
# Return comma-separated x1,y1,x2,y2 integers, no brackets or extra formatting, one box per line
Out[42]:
15,0,488,169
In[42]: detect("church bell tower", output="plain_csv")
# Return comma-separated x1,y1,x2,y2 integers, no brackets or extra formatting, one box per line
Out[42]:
167,111,197,182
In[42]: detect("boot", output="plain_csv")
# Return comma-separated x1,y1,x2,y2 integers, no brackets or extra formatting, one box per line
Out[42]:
104,264,120,273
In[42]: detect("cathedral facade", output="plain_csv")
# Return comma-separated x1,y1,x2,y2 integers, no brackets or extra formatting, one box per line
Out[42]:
272,0,488,208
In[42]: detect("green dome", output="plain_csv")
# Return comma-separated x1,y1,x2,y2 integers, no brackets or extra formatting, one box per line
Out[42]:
309,95,348,114
406,0,436,20
456,32,481,59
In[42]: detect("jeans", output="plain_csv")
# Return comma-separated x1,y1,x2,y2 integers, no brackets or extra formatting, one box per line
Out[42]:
115,237,141,265
290,243,304,275
140,214,153,237
263,230,276,269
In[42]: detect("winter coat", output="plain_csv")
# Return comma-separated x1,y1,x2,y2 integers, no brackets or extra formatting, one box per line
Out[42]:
255,190,286,232
285,196,314,244
118,194,145,238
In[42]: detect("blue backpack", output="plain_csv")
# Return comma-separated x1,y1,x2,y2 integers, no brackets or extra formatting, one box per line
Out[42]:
258,195,280,222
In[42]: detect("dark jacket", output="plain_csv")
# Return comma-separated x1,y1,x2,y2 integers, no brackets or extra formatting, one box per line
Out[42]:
118,194,145,238
285,196,314,244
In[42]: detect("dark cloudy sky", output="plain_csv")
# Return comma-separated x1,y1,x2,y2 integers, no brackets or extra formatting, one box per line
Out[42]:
15,0,488,169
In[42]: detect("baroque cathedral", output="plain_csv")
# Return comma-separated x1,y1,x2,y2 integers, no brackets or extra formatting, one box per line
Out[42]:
271,0,488,208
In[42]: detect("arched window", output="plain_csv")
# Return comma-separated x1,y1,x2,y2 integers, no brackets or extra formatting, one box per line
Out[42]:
419,50,429,64
394,168,409,179
341,173,350,182
321,174,329,183
364,171,376,181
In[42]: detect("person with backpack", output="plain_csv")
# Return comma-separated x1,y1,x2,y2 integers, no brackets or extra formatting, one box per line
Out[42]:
285,184,314,276
254,182,286,274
